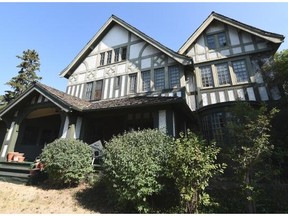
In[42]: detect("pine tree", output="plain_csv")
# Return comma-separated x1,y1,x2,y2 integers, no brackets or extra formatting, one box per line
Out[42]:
3,49,41,103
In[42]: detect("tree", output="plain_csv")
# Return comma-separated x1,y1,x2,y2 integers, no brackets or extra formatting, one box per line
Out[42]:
168,130,225,213
226,102,278,213
3,49,41,103
263,49,288,96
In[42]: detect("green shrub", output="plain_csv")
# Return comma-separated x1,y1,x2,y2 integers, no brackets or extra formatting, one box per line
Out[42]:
168,131,225,213
103,129,174,213
40,138,94,186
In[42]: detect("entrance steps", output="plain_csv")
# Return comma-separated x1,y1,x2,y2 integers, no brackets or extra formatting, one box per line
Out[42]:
0,161,33,184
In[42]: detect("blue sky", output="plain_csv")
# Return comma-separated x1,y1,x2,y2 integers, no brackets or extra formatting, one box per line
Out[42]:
0,2,288,95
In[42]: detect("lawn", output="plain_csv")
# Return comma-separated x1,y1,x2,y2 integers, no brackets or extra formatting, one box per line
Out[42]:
0,181,98,214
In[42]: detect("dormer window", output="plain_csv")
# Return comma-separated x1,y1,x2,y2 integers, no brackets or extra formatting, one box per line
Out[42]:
206,32,227,49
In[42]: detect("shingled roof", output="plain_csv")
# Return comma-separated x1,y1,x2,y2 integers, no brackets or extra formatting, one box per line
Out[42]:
39,82,186,111
0,82,187,118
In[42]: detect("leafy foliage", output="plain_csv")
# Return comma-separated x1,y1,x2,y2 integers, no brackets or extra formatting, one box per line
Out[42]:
263,49,288,96
103,129,174,213
4,49,41,103
168,130,225,213
226,102,279,212
40,139,94,187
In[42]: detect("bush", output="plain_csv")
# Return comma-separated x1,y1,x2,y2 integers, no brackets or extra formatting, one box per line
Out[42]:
40,138,94,187
103,129,174,213
168,131,225,213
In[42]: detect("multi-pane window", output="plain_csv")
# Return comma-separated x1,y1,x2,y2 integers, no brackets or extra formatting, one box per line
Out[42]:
129,73,137,93
154,68,165,90
217,32,227,47
211,112,225,144
99,52,105,66
216,63,230,85
114,76,121,90
121,47,127,61
99,46,127,67
142,71,150,92
94,80,103,100
85,82,93,100
200,66,213,87
106,50,112,64
169,66,180,88
206,35,216,49
232,60,249,83
202,112,225,144
206,32,227,49
114,48,120,62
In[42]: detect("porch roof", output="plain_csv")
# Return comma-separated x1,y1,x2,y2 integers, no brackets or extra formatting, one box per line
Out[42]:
38,82,187,111
0,82,189,118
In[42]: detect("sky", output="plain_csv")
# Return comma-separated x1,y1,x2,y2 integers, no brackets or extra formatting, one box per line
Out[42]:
0,2,288,96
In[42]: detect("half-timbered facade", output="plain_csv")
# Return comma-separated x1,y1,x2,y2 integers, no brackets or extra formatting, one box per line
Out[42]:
0,12,284,161
179,12,284,144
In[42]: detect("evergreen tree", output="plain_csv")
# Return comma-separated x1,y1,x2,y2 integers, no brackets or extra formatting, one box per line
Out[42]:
3,49,41,103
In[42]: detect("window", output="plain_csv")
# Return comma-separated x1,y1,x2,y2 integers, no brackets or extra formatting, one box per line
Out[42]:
129,73,137,93
216,63,230,85
85,82,93,100
142,71,150,91
217,32,227,47
94,80,103,100
154,68,165,90
202,112,226,144
106,50,112,64
200,66,213,87
169,66,180,88
232,60,249,83
206,32,227,49
99,52,105,66
206,35,216,49
114,48,120,62
121,47,127,61
114,76,120,90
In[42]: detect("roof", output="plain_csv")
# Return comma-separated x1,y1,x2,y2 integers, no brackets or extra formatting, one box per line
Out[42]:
60,14,192,79
86,95,185,111
0,82,187,118
178,11,285,54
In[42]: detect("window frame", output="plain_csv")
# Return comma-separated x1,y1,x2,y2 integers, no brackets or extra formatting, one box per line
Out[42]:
154,68,165,91
106,50,112,65
200,66,214,88
206,32,228,50
168,66,181,88
216,63,231,86
94,80,103,101
232,59,249,83
141,70,151,92
129,73,137,94
99,52,105,66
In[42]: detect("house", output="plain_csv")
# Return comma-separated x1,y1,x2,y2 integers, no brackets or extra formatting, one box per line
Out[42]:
0,12,284,162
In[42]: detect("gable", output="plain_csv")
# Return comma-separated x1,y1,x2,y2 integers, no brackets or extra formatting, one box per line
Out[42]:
179,12,284,56
180,14,284,64
60,15,192,79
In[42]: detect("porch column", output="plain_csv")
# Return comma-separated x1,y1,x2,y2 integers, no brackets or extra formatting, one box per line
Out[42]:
0,120,19,162
158,110,175,136
60,114,82,140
